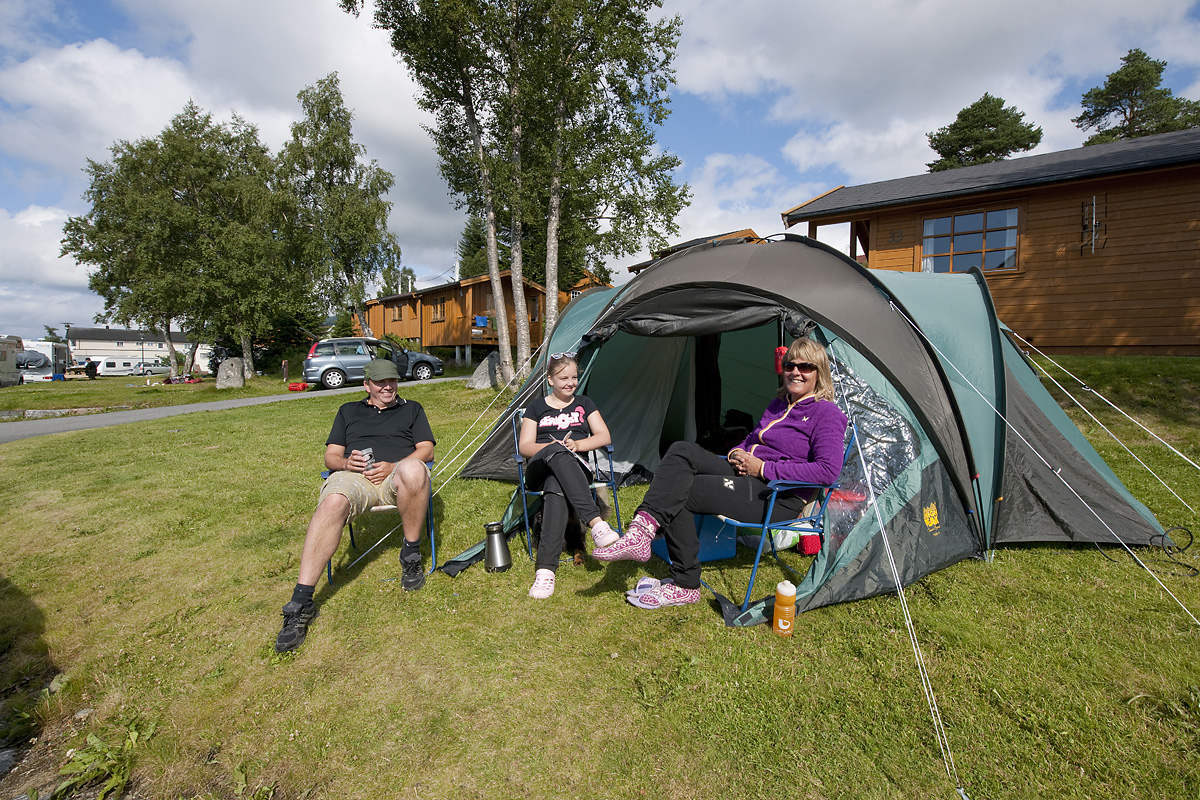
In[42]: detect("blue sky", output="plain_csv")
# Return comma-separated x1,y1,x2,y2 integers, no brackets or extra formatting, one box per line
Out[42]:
2,0,1198,340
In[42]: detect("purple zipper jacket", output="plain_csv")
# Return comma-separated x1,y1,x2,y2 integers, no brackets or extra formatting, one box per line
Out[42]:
732,396,848,484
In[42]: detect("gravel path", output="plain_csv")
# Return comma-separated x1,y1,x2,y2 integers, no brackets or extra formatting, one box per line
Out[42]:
0,376,464,444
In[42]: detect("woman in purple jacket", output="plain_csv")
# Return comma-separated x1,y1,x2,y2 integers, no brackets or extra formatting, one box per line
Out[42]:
593,337,848,609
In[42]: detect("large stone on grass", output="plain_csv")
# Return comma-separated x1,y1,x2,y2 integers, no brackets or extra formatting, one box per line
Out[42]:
216,358,245,389
466,352,501,390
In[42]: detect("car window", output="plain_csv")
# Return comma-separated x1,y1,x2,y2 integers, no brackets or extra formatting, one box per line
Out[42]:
373,342,396,359
335,342,363,356
314,343,335,356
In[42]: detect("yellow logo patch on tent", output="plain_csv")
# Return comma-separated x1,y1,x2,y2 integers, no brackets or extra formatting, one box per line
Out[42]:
923,503,941,535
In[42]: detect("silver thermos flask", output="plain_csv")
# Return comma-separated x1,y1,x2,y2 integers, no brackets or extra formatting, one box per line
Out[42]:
484,521,511,572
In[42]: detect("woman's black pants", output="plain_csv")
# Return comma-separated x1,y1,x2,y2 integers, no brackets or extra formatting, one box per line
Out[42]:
526,444,600,571
640,441,804,589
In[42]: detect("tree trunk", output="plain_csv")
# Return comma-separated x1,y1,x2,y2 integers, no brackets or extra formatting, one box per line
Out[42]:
354,305,374,338
507,29,531,381
462,69,515,385
163,321,179,379
240,331,255,378
184,340,199,374
544,95,567,335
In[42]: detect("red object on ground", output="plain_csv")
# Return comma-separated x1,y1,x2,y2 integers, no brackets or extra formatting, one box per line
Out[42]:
799,533,822,555
288,382,309,392
774,345,788,374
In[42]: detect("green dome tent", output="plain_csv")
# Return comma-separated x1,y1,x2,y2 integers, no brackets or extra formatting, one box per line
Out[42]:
458,236,1167,613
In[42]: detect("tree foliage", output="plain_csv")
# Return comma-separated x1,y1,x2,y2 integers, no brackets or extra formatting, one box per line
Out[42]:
61,88,389,376
62,102,308,375
342,0,686,376
456,214,491,280
279,72,397,336
926,93,1042,172
1073,48,1200,145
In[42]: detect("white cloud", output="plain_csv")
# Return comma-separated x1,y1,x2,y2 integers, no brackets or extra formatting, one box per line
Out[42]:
0,205,85,290
608,152,850,276
667,0,1200,123
0,39,195,174
0,203,103,340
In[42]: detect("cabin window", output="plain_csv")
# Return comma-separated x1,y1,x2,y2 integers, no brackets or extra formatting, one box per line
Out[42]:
391,304,401,322
431,298,446,322
921,207,1018,273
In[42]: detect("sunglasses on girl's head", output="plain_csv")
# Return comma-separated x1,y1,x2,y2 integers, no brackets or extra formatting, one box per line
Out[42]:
549,351,576,360
783,361,818,372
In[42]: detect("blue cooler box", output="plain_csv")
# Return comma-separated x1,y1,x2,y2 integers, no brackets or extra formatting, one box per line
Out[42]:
651,514,737,564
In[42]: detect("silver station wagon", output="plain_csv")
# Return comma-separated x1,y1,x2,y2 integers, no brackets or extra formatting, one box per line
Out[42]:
303,337,444,389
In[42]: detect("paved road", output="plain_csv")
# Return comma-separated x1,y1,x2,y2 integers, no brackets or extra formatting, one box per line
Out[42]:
0,376,465,444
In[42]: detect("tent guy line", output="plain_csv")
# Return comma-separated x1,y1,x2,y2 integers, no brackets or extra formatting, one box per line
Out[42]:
1027,354,1194,515
1011,330,1200,477
831,353,966,796
889,300,1200,628
430,335,560,497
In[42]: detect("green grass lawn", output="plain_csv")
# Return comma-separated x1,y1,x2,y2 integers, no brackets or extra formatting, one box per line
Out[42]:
1,359,1198,799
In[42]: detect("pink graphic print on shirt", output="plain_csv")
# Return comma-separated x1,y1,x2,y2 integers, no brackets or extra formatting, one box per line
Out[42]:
540,405,586,432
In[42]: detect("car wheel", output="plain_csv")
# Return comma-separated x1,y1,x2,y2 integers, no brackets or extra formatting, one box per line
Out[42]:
321,368,347,389
412,362,434,380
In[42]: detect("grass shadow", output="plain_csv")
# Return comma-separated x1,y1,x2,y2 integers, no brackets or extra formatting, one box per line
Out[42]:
0,576,58,753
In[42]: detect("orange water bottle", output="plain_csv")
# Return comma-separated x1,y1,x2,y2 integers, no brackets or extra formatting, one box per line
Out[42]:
772,579,796,637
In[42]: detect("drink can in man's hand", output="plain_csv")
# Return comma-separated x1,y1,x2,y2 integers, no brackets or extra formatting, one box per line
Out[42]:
361,447,375,470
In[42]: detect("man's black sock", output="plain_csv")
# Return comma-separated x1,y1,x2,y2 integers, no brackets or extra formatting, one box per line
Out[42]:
401,539,421,561
291,583,316,607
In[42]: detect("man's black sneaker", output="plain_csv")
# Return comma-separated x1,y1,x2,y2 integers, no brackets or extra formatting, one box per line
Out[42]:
401,553,426,591
275,600,317,653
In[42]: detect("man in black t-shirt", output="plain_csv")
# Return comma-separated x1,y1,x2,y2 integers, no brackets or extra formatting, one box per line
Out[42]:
275,359,436,653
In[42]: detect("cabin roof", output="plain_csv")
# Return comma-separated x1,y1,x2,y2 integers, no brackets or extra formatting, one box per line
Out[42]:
783,127,1200,226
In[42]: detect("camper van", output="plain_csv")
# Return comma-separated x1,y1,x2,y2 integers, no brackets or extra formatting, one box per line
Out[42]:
97,357,139,376
0,335,23,387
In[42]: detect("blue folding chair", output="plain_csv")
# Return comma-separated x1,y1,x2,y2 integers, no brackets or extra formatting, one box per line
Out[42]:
713,428,857,611
512,408,622,558
322,461,437,583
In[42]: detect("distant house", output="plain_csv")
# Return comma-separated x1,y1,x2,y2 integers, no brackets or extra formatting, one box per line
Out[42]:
66,326,214,372
361,268,609,360
626,229,760,274
781,128,1200,355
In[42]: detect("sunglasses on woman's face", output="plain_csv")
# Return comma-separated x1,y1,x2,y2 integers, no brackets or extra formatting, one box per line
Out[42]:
783,361,818,373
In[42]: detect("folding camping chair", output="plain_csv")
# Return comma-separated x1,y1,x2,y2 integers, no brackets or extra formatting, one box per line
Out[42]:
712,428,857,612
322,462,437,583
512,408,622,558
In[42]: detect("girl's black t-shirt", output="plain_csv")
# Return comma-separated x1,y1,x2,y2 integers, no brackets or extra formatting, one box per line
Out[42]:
523,394,598,445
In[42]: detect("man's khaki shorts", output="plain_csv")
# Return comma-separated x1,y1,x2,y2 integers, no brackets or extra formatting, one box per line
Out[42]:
317,462,431,518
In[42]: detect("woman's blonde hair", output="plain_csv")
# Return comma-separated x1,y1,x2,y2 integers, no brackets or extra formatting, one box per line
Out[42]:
777,337,836,403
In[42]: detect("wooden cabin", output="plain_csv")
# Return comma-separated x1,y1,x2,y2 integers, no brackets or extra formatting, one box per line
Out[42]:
782,128,1200,355
362,269,608,358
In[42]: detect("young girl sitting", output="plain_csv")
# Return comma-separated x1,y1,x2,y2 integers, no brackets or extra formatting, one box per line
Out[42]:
518,352,619,599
